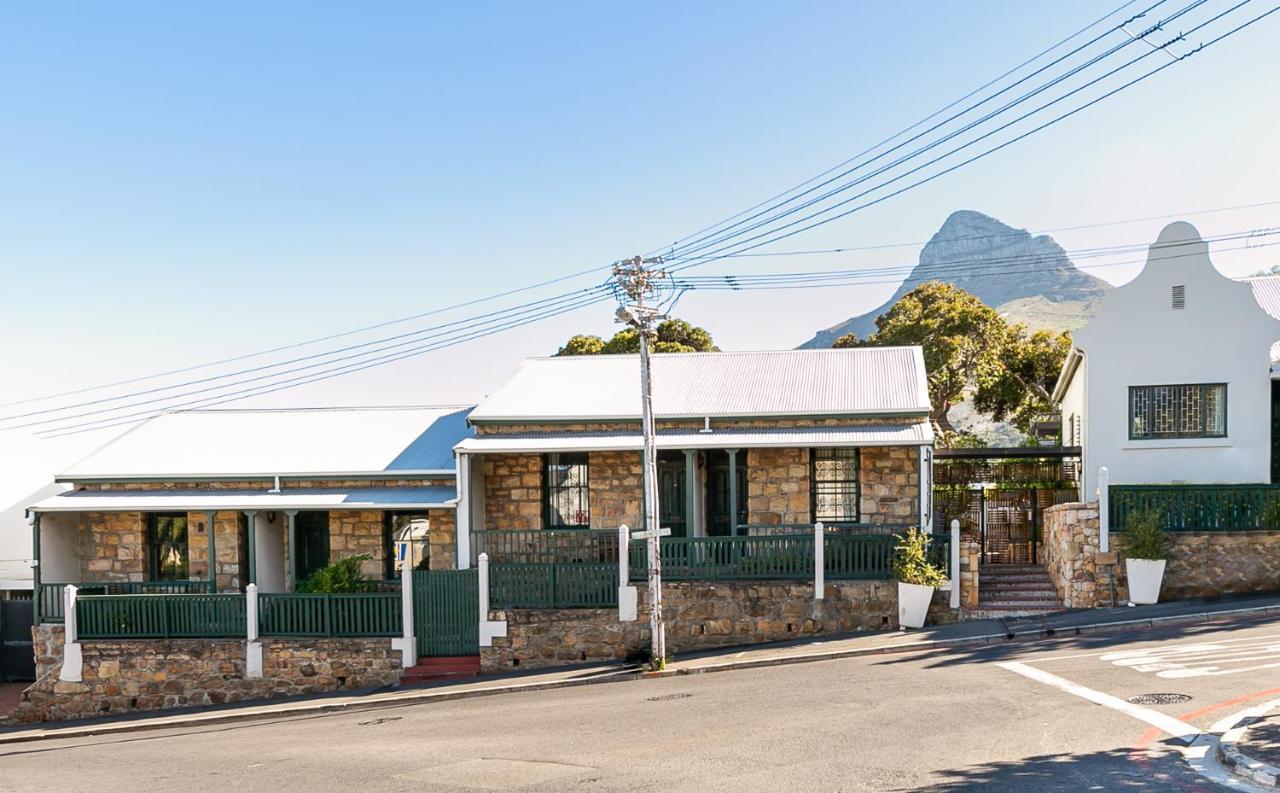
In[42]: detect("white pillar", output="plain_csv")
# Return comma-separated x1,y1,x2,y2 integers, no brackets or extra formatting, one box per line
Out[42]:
390,554,417,669
61,584,83,682
949,519,961,609
477,552,507,646
813,521,825,600
618,524,638,621
456,453,472,569
1098,466,1110,553
245,583,263,679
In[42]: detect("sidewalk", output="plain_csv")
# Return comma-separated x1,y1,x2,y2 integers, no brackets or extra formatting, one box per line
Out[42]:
2,594,1278,745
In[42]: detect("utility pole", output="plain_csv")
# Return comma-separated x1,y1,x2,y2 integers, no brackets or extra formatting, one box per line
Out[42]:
612,255,668,670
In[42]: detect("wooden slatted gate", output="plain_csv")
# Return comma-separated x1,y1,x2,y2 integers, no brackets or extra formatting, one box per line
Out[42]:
412,569,479,657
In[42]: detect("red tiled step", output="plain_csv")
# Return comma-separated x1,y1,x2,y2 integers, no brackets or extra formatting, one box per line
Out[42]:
401,656,480,684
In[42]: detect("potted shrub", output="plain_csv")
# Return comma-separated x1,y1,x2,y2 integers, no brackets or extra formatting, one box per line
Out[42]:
892,528,947,629
1124,509,1169,605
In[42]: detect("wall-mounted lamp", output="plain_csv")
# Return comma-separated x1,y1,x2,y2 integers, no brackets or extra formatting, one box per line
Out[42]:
266,511,278,524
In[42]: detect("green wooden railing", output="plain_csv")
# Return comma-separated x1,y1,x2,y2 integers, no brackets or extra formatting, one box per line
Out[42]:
257,592,402,638
826,534,899,580
77,593,246,639
471,528,619,564
40,580,211,623
1110,484,1280,532
489,563,618,608
630,535,816,581
927,532,952,579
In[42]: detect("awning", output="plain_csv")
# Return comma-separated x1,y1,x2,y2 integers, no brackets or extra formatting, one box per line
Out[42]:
29,486,458,513
455,422,933,454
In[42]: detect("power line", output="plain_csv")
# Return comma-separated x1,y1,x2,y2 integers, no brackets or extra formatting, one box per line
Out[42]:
643,0,1146,259
665,1,1275,273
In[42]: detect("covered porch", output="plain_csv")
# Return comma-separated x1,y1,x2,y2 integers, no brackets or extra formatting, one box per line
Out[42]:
28,485,458,624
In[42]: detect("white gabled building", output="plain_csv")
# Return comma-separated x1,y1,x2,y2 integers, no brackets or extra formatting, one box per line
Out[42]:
1053,221,1280,497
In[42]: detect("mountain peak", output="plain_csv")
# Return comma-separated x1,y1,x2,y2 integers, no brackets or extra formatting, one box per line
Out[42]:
799,210,1111,348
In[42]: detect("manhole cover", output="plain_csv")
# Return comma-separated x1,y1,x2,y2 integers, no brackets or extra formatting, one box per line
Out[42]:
645,693,693,702
1127,693,1192,705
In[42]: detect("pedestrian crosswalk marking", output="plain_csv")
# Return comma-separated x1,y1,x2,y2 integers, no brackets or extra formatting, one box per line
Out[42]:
1099,635,1280,678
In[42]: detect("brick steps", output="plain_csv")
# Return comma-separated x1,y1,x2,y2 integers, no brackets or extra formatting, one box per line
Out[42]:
976,564,1063,617
401,656,480,684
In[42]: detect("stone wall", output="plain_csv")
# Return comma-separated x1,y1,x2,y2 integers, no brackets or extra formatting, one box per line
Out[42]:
1041,501,1280,607
860,447,919,526
746,448,810,524
958,537,980,609
427,508,457,570
8,626,402,724
482,580,957,672
78,512,145,582
329,510,385,578
588,451,643,528
482,454,543,530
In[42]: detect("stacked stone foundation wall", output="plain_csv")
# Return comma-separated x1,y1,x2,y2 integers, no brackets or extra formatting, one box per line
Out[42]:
1041,502,1280,608
482,580,956,672
7,626,401,724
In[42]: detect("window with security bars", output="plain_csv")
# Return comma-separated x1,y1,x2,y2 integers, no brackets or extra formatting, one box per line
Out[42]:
1129,384,1226,439
543,452,590,528
810,448,860,523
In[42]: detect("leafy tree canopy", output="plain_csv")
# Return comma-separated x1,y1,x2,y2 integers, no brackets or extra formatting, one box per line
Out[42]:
833,281,1069,439
556,319,718,356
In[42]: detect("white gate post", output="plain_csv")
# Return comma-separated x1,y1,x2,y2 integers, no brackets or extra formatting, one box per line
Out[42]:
245,583,263,679
617,524,638,621
813,522,825,600
60,584,83,682
949,519,961,609
391,560,416,669
478,552,507,647
1098,466,1110,554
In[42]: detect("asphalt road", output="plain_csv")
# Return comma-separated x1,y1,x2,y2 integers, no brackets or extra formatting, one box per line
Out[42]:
3,619,1279,792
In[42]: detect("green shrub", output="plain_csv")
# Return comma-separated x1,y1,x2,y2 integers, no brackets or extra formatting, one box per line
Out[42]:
1124,508,1169,561
891,528,947,588
297,554,375,593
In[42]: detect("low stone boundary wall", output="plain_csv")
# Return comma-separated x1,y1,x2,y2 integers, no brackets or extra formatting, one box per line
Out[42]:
1041,502,1280,608
6,625,402,724
482,580,957,672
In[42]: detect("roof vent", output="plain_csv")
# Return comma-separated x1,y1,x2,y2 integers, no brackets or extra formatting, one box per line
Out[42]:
1172,284,1186,310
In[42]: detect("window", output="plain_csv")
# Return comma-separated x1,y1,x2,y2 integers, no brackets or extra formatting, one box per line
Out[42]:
147,513,189,580
543,452,590,528
384,512,430,577
810,448,860,523
1129,383,1227,439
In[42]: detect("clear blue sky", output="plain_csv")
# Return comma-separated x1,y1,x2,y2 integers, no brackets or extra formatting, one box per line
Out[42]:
1,1,1278,502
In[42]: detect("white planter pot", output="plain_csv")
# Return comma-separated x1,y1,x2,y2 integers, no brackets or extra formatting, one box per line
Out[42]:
1126,558,1166,605
897,582,934,629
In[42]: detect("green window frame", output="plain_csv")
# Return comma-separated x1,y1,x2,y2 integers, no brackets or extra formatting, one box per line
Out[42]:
1129,383,1227,440
543,452,590,529
810,448,860,524
147,512,189,581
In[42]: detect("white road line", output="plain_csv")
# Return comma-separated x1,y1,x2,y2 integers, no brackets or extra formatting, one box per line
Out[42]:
995,660,1201,744
1032,633,1280,663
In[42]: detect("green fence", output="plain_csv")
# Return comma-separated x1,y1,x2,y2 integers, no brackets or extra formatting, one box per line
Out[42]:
41,580,211,623
489,563,617,608
414,569,479,657
826,534,899,580
258,592,402,638
77,593,246,639
471,528,619,564
1110,484,1280,532
631,535,815,581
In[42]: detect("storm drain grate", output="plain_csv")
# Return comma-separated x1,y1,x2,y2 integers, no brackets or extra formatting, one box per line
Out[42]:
1127,693,1192,705
645,693,693,702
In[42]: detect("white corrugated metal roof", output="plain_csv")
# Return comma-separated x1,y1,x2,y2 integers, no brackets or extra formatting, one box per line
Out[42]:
59,406,474,481
1243,277,1280,368
30,485,458,512
468,348,930,423
455,422,932,454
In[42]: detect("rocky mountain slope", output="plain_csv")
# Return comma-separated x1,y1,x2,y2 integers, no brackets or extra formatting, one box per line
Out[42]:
801,210,1111,347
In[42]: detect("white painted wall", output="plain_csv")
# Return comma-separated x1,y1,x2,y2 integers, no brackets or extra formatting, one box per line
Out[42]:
254,512,286,592
38,511,79,583
1069,222,1280,495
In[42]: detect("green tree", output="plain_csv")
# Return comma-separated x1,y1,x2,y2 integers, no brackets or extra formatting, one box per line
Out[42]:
834,281,1069,437
972,326,1072,435
834,281,1006,433
556,319,718,356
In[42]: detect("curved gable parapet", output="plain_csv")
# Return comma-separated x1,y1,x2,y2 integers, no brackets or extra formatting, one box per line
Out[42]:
1073,221,1280,359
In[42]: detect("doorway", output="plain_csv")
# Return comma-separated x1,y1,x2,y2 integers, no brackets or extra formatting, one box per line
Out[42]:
705,450,747,536
294,511,331,583
657,451,688,537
